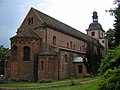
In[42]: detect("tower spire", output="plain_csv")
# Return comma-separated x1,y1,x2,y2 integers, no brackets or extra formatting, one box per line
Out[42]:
92,11,98,22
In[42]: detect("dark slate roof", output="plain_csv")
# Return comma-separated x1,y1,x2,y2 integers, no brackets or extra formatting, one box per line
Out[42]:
87,21,105,32
32,8,101,46
89,22,102,30
10,26,40,40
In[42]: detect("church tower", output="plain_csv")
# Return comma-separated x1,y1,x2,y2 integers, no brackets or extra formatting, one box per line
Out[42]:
86,11,108,54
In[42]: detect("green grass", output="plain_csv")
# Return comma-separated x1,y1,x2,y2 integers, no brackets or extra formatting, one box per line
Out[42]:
0,77,99,90
31,80,100,90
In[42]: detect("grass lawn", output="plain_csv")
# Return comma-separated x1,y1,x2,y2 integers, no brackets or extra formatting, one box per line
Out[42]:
0,77,99,90
31,80,99,90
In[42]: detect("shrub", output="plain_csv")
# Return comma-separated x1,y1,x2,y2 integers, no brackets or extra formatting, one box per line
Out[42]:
98,45,120,75
98,67,120,90
98,45,120,90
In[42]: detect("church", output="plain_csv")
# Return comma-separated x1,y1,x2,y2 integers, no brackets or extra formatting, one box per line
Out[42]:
4,8,108,81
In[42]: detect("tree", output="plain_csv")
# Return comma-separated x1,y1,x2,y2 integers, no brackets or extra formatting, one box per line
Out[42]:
105,28,115,49
106,0,120,46
99,45,120,75
114,4,120,46
98,1,120,89
98,45,120,90
99,67,120,90
0,45,9,76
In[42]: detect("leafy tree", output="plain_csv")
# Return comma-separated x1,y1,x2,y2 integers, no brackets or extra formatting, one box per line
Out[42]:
98,45,120,90
106,0,120,46
0,45,9,76
99,45,120,75
114,4,120,46
98,0,120,89
105,28,115,49
99,67,120,90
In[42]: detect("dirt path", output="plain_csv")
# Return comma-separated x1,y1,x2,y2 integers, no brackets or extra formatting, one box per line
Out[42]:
0,78,98,90
80,78,98,84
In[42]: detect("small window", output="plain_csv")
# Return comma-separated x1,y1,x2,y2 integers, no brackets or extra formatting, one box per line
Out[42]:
23,46,30,61
82,45,85,51
31,17,33,24
91,32,95,36
70,42,72,49
102,40,104,43
78,65,82,73
28,18,30,25
41,61,44,70
64,55,67,62
80,46,81,51
53,36,56,45
67,43,69,48
28,17,33,25
74,44,75,49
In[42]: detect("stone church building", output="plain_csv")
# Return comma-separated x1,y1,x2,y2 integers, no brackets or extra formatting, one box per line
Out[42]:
4,8,108,81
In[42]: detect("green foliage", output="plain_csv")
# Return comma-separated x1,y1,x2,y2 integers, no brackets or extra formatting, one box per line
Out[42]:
98,45,120,75
0,45,9,75
114,4,120,46
98,67,120,90
105,28,115,49
98,44,120,89
106,0,120,46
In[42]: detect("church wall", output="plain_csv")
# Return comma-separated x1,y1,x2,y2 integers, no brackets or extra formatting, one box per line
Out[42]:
4,59,11,79
38,55,58,81
9,38,41,81
47,28,86,53
58,50,70,80
34,28,46,43
99,38,108,54
99,30,105,38
87,30,100,39
73,63,90,77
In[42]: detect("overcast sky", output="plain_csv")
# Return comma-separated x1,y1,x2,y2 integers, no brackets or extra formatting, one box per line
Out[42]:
0,0,115,48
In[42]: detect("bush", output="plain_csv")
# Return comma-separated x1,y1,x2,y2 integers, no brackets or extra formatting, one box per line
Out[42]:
98,45,120,75
98,67,120,90
98,45,120,90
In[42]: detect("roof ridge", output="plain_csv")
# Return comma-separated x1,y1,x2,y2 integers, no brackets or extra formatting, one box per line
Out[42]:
32,7,85,35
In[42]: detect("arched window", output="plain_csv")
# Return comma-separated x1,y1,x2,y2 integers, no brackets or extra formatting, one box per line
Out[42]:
12,45,18,60
70,42,72,49
64,54,67,62
28,18,30,25
31,17,33,24
74,44,75,49
67,43,69,48
41,61,44,70
23,46,30,61
53,36,56,45
80,46,81,51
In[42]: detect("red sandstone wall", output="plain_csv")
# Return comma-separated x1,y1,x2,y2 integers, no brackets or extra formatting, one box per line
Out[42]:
10,38,41,80
47,28,87,53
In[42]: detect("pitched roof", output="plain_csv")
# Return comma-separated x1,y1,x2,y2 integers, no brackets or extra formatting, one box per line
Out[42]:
10,26,40,40
32,8,101,46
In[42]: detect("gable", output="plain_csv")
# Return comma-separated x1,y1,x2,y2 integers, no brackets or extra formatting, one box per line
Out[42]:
19,8,44,29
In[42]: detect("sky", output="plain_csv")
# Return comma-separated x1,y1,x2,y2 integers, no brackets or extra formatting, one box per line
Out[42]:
0,0,115,48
